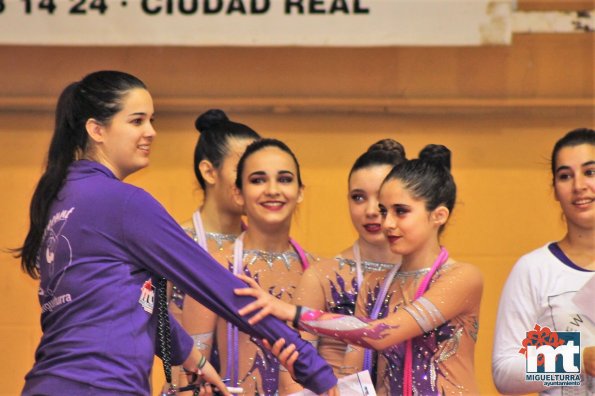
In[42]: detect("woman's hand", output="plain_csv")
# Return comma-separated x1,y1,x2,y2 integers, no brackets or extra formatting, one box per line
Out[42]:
235,274,297,324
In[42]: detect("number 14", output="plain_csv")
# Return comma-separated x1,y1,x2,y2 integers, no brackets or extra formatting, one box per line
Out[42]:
21,0,107,14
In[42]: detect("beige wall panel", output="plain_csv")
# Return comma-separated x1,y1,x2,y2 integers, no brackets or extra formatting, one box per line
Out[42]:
0,34,592,105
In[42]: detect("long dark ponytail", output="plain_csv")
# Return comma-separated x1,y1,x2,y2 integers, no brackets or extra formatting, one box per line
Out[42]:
14,71,146,278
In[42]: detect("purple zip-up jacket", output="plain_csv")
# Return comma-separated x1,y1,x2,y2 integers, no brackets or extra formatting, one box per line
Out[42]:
22,160,336,395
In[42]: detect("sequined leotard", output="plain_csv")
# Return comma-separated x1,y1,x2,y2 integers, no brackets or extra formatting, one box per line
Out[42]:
191,240,312,396
297,260,483,396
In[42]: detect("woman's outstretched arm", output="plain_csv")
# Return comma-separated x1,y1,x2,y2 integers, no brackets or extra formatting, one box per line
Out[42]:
122,189,338,394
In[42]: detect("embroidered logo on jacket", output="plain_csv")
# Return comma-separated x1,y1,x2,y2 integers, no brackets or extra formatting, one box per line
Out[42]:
39,207,76,313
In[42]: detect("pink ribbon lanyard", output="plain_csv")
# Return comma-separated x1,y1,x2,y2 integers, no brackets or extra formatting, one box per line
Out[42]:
403,247,449,396
362,247,448,394
289,237,310,270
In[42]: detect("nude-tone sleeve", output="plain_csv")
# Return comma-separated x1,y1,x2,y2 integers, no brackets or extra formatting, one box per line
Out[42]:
297,262,483,352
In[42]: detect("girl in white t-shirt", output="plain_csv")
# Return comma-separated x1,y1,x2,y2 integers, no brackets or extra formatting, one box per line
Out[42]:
492,127,595,396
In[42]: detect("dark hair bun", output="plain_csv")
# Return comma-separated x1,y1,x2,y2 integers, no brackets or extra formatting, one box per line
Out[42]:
195,109,229,133
367,138,406,158
419,144,451,170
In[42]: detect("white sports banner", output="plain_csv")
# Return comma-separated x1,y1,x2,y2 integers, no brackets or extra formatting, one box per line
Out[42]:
0,0,513,46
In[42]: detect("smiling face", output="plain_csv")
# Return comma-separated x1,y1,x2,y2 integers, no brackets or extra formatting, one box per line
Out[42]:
87,88,155,180
553,143,595,231
348,164,393,247
235,146,304,230
378,178,448,257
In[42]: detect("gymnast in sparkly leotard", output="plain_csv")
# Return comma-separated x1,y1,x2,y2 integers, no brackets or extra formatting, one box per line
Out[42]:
183,138,312,396
280,139,405,394
168,109,260,392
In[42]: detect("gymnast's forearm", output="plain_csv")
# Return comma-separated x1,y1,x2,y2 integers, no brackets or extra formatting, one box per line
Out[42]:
297,308,400,351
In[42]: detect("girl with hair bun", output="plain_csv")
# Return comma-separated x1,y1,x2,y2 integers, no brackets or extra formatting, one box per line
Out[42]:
237,144,484,395
169,109,261,392
278,139,405,394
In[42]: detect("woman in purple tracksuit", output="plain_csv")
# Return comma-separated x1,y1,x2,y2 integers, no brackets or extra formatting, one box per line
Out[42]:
14,70,337,395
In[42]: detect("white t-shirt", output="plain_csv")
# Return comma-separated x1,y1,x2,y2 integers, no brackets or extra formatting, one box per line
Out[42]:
492,243,594,396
